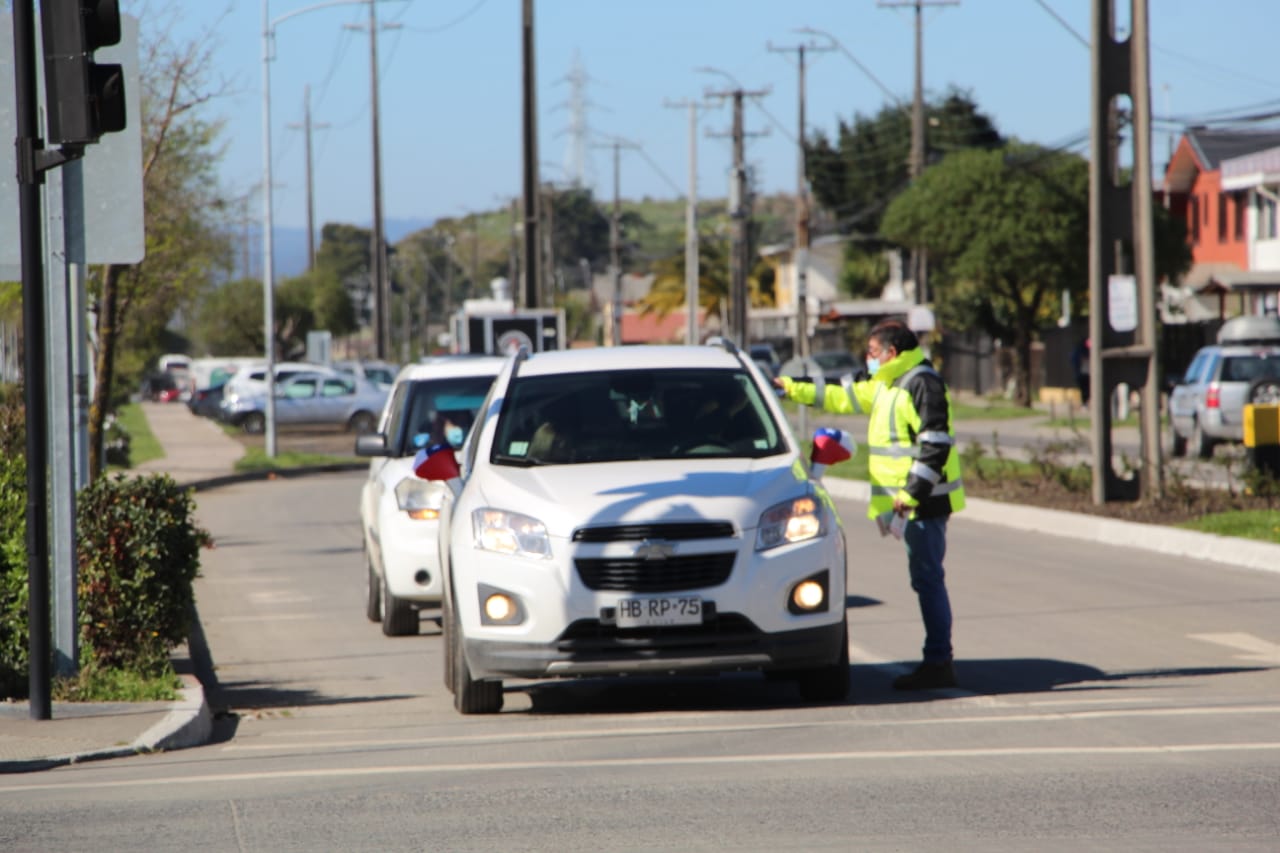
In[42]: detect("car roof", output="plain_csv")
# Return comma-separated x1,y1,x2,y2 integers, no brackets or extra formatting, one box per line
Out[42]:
514,345,744,378
396,355,508,383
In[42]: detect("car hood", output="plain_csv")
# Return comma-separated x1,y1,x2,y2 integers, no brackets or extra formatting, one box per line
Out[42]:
470,455,810,537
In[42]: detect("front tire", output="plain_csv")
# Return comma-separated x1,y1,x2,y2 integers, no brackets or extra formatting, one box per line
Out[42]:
380,573,418,636
364,555,382,623
1170,426,1187,458
448,588,503,714
794,621,851,703
349,411,377,434
242,411,266,435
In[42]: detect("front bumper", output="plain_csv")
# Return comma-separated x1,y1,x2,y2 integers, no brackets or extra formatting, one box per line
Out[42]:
465,616,845,679
454,530,848,680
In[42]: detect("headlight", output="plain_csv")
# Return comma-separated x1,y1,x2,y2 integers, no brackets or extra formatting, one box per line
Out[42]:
756,496,823,550
472,509,552,559
394,477,444,521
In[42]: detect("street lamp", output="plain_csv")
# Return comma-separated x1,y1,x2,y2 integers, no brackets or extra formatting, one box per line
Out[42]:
261,0,395,456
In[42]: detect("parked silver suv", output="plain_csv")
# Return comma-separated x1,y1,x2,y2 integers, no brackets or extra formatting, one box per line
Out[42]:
1169,317,1280,459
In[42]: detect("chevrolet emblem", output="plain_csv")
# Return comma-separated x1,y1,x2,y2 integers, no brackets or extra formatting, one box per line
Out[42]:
633,539,676,560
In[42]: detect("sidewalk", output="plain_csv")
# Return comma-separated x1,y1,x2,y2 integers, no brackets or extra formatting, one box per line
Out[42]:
4,400,1278,773
1,404,242,773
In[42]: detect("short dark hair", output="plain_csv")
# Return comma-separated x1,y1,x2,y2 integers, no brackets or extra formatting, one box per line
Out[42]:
869,319,919,354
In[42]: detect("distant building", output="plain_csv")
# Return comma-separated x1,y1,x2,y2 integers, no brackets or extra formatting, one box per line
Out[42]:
1161,128,1280,320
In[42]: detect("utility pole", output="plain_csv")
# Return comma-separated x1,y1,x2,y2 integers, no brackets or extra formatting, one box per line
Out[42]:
664,98,717,344
345,1,397,358
521,0,541,308
704,84,768,347
288,85,329,272
592,138,639,346
1089,0,1162,503
769,36,833,362
879,0,958,305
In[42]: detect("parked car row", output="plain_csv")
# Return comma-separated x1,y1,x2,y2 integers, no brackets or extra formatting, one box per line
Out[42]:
184,359,392,435
356,344,853,715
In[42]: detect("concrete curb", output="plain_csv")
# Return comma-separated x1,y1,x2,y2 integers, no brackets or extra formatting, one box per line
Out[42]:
136,675,212,752
182,461,368,493
0,676,211,774
820,476,1280,576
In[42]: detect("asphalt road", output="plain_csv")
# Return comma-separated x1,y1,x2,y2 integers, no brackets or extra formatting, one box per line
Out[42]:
1,471,1277,851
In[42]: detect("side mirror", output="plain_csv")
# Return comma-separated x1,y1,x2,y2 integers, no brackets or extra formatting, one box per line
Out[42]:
355,433,391,458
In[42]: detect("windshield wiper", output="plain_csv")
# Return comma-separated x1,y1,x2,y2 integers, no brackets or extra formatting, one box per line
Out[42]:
491,454,545,467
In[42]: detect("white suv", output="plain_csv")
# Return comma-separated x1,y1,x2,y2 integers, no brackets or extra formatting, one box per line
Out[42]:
355,357,506,635
419,342,851,713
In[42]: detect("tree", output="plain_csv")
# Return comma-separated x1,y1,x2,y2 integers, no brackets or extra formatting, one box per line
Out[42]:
188,278,262,356
807,89,1003,237
881,143,1089,406
87,11,235,478
638,231,773,326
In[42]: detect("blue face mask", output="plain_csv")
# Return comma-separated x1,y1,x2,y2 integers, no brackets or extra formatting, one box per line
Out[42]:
446,425,465,447
865,357,881,377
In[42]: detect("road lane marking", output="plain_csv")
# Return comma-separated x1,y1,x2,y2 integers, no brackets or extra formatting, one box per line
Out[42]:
215,705,1280,753
1190,633,1280,665
5,742,1280,793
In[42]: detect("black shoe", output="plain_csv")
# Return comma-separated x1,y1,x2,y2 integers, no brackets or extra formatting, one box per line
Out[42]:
892,661,957,691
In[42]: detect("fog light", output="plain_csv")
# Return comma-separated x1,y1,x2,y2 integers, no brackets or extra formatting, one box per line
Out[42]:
484,593,515,622
788,571,830,614
792,580,825,611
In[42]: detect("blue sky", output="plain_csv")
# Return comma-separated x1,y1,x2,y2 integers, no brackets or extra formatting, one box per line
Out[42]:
175,0,1280,233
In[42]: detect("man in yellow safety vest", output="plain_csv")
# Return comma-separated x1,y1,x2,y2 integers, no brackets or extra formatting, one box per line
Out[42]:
776,319,965,690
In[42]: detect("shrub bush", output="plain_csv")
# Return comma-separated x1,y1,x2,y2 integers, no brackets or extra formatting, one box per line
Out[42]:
76,473,211,675
0,385,28,699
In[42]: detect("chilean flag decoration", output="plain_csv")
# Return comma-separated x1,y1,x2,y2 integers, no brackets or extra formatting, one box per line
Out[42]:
413,443,461,482
810,427,856,479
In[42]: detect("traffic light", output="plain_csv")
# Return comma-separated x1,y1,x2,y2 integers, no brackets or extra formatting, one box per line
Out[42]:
40,0,127,146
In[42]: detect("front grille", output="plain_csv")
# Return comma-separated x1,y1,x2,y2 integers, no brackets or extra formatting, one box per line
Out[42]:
572,522,735,543
575,552,735,592
557,612,759,647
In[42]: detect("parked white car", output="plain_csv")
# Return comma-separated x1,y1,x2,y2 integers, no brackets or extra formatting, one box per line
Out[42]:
354,356,507,635
417,341,851,713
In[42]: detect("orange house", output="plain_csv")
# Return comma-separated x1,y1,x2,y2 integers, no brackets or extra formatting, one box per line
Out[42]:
1163,128,1280,271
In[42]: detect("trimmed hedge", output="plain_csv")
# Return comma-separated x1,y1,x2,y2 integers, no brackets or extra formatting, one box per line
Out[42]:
0,387,211,699
0,385,28,698
76,473,211,674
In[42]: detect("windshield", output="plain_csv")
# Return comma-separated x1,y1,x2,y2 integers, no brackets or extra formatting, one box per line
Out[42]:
393,376,497,456
491,368,786,465
812,352,857,371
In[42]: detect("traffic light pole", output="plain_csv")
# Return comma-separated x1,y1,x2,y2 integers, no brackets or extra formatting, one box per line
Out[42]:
12,0,53,720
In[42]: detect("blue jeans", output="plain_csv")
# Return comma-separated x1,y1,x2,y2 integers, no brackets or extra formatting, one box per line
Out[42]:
902,516,953,664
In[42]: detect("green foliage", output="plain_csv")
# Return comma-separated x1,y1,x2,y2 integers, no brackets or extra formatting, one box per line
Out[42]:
1180,509,1280,543
112,403,163,468
839,244,891,299
75,474,211,675
0,389,29,697
54,660,181,702
234,448,352,472
808,89,1003,235
190,278,263,356
638,229,777,320
881,142,1089,404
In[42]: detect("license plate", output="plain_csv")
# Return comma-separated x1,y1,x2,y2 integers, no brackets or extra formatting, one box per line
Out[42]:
614,596,703,628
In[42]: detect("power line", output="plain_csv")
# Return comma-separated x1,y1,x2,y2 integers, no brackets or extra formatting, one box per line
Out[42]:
1032,0,1088,49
